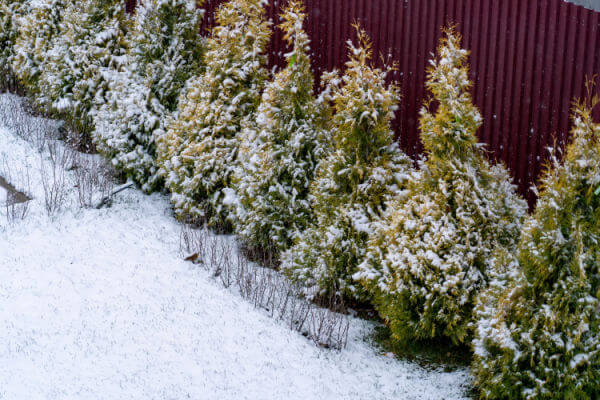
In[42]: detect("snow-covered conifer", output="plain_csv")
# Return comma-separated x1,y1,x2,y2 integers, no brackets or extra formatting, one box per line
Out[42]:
233,0,331,255
38,0,130,136
472,101,600,399
0,0,27,83
12,0,68,95
92,70,166,192
130,0,205,111
280,26,412,300
355,28,526,345
92,0,204,192
157,0,271,228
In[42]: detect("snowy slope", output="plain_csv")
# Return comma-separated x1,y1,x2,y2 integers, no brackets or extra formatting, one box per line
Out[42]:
0,94,469,399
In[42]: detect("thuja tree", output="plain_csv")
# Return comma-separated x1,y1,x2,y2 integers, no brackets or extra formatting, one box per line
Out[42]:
93,0,205,192
92,69,167,192
129,0,205,111
12,0,68,95
0,0,27,85
281,26,412,301
157,0,271,228
38,0,130,137
472,101,600,399
233,0,331,256
355,28,526,345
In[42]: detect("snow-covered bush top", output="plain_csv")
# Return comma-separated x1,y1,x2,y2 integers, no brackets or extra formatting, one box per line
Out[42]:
233,0,331,255
92,68,166,192
356,28,527,345
38,0,130,135
11,0,67,95
0,0,27,80
157,0,271,228
420,31,483,167
93,0,205,192
130,0,205,111
281,25,413,300
473,101,600,399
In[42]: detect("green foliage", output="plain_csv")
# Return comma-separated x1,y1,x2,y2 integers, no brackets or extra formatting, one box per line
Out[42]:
92,69,166,192
233,0,331,255
472,102,600,399
157,0,271,228
281,26,412,301
38,0,130,135
356,28,526,345
0,0,27,82
93,0,205,192
12,0,68,95
130,0,205,111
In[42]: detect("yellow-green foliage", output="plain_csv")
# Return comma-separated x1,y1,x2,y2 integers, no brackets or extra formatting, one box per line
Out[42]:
38,0,130,134
130,0,205,111
356,28,526,345
233,0,331,255
157,0,271,228
12,0,68,95
472,102,600,399
281,26,412,301
92,0,205,193
0,0,26,80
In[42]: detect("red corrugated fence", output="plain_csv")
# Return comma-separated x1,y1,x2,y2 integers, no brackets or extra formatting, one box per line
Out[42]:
127,0,600,203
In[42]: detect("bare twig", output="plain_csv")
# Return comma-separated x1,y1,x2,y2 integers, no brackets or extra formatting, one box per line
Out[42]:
179,223,350,350
95,181,134,209
39,141,72,216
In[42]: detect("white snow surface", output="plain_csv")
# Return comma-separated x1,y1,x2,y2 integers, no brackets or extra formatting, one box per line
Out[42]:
0,94,469,399
0,186,6,205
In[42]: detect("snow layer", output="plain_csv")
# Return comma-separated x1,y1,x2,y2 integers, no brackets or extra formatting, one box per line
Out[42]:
0,94,469,399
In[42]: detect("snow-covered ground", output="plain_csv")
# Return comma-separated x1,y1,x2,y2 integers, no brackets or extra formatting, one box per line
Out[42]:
0,94,470,399
0,185,6,205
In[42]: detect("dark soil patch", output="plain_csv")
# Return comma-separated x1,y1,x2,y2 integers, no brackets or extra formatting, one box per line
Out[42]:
371,324,472,372
0,175,30,204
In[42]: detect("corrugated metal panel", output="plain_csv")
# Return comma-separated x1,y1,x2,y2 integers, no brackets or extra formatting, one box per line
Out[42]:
127,0,600,204
125,0,136,13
